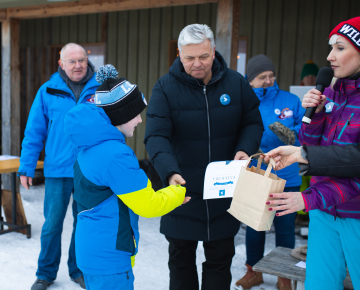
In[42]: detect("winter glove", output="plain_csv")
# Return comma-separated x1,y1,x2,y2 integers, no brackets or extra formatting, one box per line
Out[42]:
269,121,296,145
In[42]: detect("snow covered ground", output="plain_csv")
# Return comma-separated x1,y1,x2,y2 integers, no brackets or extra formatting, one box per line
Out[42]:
0,184,307,290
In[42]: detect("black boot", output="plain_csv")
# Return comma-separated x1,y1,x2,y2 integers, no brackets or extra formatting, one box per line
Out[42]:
31,279,53,290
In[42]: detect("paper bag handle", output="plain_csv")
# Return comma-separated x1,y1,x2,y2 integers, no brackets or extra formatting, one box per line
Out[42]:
264,158,276,178
244,153,277,178
244,153,263,169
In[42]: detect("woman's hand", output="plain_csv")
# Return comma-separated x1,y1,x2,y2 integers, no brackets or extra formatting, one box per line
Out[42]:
266,192,305,217
263,146,308,170
302,89,326,113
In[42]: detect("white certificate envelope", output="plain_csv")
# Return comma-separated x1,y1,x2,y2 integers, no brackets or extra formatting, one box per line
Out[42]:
203,160,248,199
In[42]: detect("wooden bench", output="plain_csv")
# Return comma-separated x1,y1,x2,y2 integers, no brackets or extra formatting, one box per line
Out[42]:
253,247,353,290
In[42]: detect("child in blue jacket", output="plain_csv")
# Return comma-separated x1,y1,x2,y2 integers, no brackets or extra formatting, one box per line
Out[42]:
64,65,189,290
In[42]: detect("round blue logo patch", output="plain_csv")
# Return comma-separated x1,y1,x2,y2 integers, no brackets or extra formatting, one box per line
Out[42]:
220,94,230,105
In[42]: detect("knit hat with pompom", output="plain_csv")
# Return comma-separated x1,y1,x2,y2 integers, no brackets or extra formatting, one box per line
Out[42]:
95,64,147,126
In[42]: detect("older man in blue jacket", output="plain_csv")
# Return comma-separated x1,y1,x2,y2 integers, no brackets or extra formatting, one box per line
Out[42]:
144,24,264,290
18,43,99,290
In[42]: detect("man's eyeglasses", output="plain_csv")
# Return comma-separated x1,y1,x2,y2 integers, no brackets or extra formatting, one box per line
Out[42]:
61,58,87,66
255,75,276,82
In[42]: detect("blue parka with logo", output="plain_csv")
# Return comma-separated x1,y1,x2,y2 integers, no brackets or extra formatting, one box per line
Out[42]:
253,82,305,186
144,51,264,241
18,72,99,178
64,104,186,275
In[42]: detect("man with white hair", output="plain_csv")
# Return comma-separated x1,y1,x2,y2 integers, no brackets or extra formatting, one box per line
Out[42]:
144,24,264,290
18,43,99,290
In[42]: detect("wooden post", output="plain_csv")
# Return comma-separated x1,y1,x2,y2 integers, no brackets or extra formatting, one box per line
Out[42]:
230,0,241,70
1,18,21,191
2,20,11,160
216,0,240,69
11,19,21,159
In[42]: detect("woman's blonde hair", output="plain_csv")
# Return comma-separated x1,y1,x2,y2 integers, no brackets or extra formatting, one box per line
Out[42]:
328,34,340,88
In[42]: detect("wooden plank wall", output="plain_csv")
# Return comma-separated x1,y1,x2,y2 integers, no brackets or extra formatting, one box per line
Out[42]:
106,3,218,159
19,14,103,149
18,4,217,160
238,0,360,91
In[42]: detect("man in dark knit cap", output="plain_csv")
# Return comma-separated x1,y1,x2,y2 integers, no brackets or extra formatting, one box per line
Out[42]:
18,43,99,290
235,54,304,290
246,54,276,89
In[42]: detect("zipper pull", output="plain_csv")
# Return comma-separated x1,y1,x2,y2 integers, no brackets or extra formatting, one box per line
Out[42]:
133,235,136,248
203,86,206,94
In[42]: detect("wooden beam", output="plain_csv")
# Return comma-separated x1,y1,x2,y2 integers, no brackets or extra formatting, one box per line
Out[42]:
11,19,21,159
216,0,239,69
5,0,217,20
1,18,21,191
230,0,240,70
0,9,6,21
2,19,11,160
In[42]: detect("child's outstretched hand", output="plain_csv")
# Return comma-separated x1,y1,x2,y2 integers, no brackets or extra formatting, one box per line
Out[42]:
182,196,191,205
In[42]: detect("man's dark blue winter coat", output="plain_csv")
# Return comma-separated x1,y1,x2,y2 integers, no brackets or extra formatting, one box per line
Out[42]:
144,51,264,241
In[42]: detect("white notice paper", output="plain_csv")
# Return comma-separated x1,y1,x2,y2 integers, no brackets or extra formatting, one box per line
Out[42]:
0,155,19,161
203,160,248,199
295,261,306,269
289,86,313,101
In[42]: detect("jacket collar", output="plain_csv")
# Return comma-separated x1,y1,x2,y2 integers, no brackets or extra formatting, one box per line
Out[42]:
47,72,99,100
252,81,280,100
333,77,360,97
65,105,125,151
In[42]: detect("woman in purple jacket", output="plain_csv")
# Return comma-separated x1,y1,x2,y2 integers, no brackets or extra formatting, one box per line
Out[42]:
267,17,360,290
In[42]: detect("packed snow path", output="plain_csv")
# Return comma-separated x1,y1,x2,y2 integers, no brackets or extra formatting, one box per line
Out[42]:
0,184,307,290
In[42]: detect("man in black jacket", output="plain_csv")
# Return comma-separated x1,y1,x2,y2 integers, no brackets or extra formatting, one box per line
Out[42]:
264,144,360,177
144,24,264,290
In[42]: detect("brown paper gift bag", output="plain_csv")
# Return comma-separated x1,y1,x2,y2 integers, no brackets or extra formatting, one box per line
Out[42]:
227,154,286,231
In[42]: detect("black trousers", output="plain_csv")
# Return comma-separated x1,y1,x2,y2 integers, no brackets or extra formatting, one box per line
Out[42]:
165,236,235,290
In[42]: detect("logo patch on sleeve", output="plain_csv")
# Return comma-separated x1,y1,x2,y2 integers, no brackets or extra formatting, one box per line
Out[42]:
325,102,335,113
86,95,95,104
